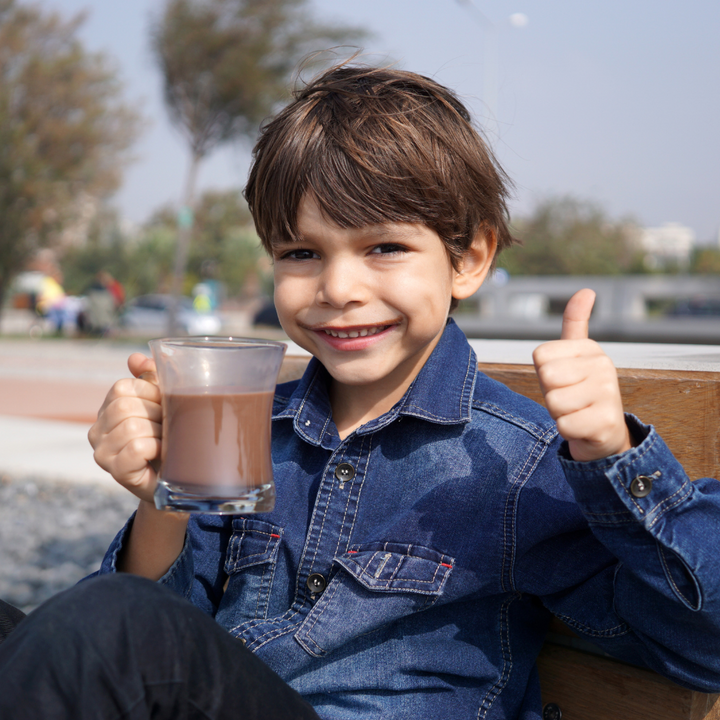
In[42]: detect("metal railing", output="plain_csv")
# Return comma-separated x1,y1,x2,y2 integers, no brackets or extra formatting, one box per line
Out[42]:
456,275,720,343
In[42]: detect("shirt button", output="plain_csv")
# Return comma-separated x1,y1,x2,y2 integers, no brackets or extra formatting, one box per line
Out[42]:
630,475,653,498
335,463,356,483
307,573,327,594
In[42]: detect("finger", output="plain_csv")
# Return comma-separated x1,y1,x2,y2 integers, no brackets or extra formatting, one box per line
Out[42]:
89,397,162,449
556,407,632,462
128,353,158,384
93,430,161,478
561,288,596,341
93,416,162,456
535,355,602,395
110,376,161,404
103,447,160,503
533,338,603,371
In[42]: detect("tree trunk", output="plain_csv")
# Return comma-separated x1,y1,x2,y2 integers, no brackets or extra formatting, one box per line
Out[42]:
167,149,202,336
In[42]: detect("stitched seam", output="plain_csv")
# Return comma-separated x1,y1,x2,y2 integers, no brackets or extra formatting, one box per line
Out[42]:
235,602,306,641
552,612,629,637
401,404,467,422
226,528,280,569
255,537,280,620
340,433,372,556
253,561,268,620
647,483,692,527
586,517,635,526
375,553,392,579
477,595,517,720
346,553,449,587
332,434,367,561
569,429,662,481
500,453,532,592
291,446,344,605
472,401,557,443
645,478,687,516
250,621,303,651
296,577,344,652
294,364,324,442
501,440,546,593
657,545,692,605
306,459,337,585
460,347,475,420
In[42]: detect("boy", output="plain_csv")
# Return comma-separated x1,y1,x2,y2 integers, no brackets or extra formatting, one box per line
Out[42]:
2,64,720,720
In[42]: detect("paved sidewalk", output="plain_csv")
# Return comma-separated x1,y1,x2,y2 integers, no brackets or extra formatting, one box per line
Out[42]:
0,415,119,489
0,338,144,487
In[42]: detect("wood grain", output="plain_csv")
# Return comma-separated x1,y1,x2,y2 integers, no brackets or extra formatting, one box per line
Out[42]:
538,645,720,720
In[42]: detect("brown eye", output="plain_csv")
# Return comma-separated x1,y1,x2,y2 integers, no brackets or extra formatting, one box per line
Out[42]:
281,248,317,261
372,244,406,255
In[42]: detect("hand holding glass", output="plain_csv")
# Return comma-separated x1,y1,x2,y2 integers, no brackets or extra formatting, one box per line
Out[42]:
150,337,286,514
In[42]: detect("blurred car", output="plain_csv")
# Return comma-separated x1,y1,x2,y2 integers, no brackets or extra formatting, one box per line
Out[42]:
121,294,223,336
666,297,720,317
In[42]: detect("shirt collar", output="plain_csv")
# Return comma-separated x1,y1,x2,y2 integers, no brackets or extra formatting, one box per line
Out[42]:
273,318,477,445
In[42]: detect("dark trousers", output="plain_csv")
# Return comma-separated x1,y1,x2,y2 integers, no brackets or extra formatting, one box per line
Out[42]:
0,574,320,720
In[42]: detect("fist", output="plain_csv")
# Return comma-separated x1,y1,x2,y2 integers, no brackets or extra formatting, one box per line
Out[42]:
532,289,632,462
87,353,163,503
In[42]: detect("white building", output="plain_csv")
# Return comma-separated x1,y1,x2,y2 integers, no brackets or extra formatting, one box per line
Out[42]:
640,222,696,270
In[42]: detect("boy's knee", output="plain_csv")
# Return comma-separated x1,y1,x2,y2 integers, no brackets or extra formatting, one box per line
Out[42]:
27,574,171,635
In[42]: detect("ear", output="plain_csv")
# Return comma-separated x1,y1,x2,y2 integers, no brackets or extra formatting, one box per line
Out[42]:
451,227,497,300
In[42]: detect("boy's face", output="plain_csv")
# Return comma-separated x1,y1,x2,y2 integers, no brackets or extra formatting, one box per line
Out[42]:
272,195,492,401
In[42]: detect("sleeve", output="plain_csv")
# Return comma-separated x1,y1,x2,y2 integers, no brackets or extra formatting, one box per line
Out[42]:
93,512,233,617
516,415,720,692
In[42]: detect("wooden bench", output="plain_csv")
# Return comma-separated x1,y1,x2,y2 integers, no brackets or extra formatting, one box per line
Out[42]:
279,353,720,720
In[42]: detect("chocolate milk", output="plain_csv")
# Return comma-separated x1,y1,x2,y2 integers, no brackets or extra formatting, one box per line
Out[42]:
160,388,274,492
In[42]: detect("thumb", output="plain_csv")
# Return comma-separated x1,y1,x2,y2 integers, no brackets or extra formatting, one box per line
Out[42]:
128,353,158,384
561,288,596,341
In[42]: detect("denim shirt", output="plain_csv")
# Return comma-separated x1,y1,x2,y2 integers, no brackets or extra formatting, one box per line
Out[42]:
99,320,720,719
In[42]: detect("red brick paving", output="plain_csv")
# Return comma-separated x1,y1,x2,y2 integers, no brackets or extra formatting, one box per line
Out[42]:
0,377,110,426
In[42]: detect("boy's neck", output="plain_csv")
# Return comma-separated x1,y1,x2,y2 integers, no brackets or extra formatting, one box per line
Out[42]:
330,377,411,440
325,323,449,440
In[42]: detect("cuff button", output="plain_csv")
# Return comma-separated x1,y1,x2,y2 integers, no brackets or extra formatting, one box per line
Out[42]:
630,475,653,498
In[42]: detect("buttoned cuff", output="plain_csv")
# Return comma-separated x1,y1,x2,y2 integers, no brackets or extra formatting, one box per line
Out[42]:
559,414,692,527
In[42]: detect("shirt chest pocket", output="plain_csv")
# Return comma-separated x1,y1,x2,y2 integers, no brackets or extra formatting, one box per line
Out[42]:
215,518,283,629
295,542,454,658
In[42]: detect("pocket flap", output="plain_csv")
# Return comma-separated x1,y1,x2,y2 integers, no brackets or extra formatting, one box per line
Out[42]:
224,518,282,574
335,542,453,595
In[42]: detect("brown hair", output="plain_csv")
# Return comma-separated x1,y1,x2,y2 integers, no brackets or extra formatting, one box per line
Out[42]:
245,64,516,278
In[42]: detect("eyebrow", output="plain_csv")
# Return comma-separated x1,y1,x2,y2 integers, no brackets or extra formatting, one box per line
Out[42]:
272,224,415,248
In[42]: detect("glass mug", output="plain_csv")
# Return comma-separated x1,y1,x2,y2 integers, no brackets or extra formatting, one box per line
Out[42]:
149,337,286,514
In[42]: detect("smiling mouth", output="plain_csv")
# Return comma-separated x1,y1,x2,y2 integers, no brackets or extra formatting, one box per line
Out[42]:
322,325,388,339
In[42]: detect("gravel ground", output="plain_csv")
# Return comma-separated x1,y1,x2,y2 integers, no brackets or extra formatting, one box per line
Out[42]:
0,474,138,614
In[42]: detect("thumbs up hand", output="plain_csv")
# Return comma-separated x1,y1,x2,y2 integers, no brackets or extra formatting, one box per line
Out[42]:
532,289,632,462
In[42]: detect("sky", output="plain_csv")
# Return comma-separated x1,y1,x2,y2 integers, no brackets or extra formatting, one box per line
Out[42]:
39,0,720,241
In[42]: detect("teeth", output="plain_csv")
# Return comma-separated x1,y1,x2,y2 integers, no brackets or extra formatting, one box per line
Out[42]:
323,325,386,338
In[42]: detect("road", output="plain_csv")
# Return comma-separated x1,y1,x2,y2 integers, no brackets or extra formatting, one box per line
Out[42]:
0,338,147,487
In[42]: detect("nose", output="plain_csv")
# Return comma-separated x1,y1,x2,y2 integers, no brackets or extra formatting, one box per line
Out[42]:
316,256,368,308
